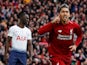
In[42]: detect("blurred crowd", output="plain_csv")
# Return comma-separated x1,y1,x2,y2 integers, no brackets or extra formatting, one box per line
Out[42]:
0,0,87,65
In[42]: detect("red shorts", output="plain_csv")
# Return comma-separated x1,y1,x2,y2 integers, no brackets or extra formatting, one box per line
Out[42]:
50,57,71,65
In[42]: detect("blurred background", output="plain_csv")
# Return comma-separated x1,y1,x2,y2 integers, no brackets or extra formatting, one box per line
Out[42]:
0,0,87,65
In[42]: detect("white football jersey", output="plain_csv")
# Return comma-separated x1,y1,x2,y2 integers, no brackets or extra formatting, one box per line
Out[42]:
8,25,32,52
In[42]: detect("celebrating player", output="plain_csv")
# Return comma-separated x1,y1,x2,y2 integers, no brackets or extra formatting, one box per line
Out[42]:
38,4,82,65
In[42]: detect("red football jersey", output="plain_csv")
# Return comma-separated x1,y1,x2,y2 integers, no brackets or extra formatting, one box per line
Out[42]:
38,21,82,63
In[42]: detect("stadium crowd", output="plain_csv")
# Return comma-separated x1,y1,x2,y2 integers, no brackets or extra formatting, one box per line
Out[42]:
0,0,87,65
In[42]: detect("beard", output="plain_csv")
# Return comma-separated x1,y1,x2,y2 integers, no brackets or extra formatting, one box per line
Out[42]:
62,16,69,22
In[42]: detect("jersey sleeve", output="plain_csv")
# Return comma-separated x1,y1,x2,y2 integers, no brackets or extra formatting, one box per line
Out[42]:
74,23,83,46
8,27,14,37
27,29,32,40
38,22,53,34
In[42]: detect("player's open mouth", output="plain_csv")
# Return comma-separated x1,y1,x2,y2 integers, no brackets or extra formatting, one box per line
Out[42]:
63,16,68,21
63,16,67,19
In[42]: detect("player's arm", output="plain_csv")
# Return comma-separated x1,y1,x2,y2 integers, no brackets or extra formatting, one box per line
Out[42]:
38,15,60,34
4,26,13,64
5,36,12,54
38,22,53,34
27,29,33,62
74,24,83,46
27,40,33,62
69,23,82,51
4,36,12,64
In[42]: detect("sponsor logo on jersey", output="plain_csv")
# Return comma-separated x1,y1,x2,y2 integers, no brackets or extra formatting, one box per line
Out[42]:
16,36,27,41
57,29,73,40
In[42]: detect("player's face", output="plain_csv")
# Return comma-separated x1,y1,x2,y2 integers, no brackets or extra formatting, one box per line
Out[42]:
59,8,70,22
21,14,29,25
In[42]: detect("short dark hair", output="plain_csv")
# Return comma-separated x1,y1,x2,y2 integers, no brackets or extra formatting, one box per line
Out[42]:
59,4,69,12
18,11,26,18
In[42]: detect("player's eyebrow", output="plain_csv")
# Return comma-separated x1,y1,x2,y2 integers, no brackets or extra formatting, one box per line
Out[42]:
62,10,69,12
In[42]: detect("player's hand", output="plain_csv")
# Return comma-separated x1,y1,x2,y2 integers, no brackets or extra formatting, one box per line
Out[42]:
51,15,60,23
29,57,32,63
69,45,77,51
4,53,9,64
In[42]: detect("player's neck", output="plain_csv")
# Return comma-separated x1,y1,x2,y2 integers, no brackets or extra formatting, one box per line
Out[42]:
18,23,25,28
61,20,69,25
17,20,25,28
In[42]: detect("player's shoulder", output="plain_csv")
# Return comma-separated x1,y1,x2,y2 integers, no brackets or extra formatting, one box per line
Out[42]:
9,25,17,29
24,27,31,32
69,21,80,27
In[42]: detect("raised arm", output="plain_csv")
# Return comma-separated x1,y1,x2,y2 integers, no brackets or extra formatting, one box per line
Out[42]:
38,22,53,34
38,15,60,34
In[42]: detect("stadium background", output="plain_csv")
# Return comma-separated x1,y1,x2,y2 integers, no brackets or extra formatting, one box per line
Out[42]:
0,0,87,65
